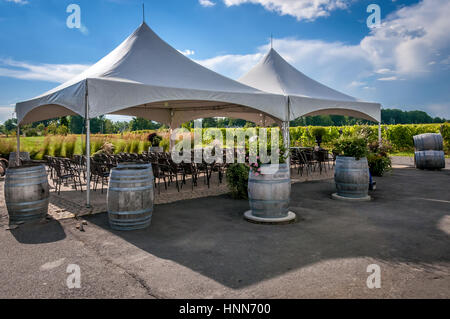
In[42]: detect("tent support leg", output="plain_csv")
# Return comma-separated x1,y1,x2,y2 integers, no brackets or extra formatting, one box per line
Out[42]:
282,121,290,163
169,127,174,152
85,80,91,209
86,119,91,208
16,125,20,167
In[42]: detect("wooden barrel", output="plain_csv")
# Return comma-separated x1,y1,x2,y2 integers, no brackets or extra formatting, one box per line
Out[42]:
413,133,443,151
248,163,291,218
117,162,151,169
4,164,49,222
334,156,370,198
107,165,154,231
414,151,445,169
8,152,30,168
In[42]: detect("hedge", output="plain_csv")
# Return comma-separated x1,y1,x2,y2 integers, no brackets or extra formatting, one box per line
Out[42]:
1,123,449,159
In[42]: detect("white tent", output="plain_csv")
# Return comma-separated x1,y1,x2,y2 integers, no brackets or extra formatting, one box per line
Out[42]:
15,23,288,207
16,23,287,127
239,48,381,123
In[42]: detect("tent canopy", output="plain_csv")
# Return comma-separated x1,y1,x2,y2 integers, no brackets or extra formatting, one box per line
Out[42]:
16,23,287,127
239,48,381,123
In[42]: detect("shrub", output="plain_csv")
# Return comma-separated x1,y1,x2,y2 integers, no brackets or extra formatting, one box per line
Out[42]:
226,163,250,199
368,139,393,176
63,136,78,158
25,128,39,137
333,135,368,159
160,138,170,152
56,125,69,136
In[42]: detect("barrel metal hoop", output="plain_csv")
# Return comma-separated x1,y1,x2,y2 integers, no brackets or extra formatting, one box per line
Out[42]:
112,169,152,175
248,179,291,184
109,178,153,183
108,185,153,192
108,208,153,216
109,215,152,225
7,166,45,174
6,179,48,187
7,205,47,213
6,174,48,180
336,182,369,186
7,198,48,207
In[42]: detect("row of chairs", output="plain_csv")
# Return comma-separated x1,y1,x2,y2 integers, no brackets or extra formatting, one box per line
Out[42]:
290,148,335,176
46,148,336,196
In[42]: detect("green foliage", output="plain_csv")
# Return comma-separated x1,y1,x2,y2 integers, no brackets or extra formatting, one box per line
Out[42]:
160,138,170,152
56,125,69,136
25,127,39,137
4,118,17,132
310,127,327,138
226,163,250,199
368,140,392,176
63,136,77,159
333,135,368,159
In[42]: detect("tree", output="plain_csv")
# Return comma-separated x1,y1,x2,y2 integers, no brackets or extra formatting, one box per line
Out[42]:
4,118,17,132
69,116,85,134
129,117,162,131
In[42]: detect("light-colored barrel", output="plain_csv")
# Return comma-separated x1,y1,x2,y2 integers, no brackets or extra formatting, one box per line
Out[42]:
334,156,370,198
117,162,151,169
248,163,291,218
414,151,445,170
107,165,154,231
8,152,30,168
413,133,443,151
4,164,49,222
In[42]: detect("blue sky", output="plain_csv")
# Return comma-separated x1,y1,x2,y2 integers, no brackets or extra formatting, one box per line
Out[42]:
0,0,449,123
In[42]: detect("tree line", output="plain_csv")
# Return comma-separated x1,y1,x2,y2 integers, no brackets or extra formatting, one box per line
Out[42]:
0,108,447,136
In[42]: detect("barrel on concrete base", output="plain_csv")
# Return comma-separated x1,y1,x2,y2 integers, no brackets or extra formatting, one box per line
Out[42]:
414,151,445,170
247,163,295,223
107,165,154,231
4,164,49,222
413,133,443,151
334,156,370,200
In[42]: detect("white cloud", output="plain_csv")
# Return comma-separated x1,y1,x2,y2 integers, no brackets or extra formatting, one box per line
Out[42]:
377,76,398,81
197,53,263,79
222,0,350,21
199,0,216,7
196,0,450,117
178,49,196,56
375,68,393,74
0,59,90,83
5,0,29,5
360,0,450,76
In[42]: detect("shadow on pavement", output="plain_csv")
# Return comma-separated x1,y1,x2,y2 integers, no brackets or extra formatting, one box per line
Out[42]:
10,218,66,244
86,167,450,289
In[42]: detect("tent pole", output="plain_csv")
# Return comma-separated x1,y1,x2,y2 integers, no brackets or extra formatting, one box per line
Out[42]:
85,81,91,208
282,97,291,164
16,124,20,167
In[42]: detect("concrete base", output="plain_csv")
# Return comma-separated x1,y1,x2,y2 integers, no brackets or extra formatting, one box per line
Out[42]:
244,210,296,225
331,193,371,202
